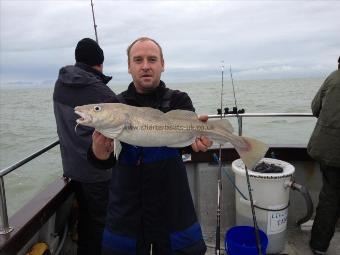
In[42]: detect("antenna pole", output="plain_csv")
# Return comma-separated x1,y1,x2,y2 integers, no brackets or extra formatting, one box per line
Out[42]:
90,0,99,43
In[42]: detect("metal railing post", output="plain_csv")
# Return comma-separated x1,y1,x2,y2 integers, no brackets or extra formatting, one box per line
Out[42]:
238,115,243,136
0,176,13,234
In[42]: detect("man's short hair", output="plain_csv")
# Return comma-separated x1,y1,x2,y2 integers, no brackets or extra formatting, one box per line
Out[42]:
75,38,104,66
126,37,163,62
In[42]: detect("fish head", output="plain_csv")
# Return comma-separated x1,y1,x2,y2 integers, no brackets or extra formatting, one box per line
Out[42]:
74,103,123,129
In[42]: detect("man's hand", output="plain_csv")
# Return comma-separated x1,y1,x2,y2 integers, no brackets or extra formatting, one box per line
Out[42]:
92,131,114,160
191,115,213,152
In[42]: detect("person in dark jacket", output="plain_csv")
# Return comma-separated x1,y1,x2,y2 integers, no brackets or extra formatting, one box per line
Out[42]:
89,37,212,255
53,38,117,255
307,57,340,255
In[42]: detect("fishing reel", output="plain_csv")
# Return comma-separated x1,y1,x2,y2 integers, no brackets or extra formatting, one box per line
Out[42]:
217,107,245,115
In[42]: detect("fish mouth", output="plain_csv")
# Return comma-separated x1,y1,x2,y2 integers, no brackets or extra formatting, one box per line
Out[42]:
74,111,92,124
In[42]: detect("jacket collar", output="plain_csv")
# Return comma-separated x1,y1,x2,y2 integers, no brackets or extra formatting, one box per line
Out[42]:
75,62,112,84
126,81,166,98
123,81,167,107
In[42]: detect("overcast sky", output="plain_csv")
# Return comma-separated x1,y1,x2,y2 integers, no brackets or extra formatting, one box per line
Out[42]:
1,0,339,86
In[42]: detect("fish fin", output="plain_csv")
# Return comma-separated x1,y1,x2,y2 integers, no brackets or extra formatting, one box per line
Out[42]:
167,137,196,148
235,136,268,169
114,140,122,159
162,110,198,120
99,125,124,139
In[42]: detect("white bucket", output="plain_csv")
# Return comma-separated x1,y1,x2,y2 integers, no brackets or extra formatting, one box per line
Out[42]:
232,158,295,254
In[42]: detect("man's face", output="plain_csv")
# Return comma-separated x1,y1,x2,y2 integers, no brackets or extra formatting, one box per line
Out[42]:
128,40,164,93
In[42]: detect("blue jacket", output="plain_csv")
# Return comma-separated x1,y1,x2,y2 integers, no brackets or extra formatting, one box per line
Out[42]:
97,82,206,255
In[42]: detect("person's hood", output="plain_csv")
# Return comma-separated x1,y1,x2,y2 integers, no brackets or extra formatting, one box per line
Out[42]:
57,63,111,88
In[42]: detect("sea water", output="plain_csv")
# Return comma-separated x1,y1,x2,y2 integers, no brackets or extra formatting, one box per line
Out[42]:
0,77,323,216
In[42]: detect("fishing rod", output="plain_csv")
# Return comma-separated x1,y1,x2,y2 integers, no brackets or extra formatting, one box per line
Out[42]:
244,165,262,255
229,65,238,111
229,66,262,255
229,65,245,134
90,0,99,43
215,61,224,255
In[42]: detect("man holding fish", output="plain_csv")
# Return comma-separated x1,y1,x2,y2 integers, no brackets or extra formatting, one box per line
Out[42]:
76,37,268,255
89,37,210,255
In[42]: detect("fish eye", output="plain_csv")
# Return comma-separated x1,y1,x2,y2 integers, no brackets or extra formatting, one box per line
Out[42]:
93,105,101,112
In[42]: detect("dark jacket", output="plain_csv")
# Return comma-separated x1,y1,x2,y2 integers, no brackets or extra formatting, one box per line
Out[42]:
53,62,117,183
94,82,206,255
307,70,340,167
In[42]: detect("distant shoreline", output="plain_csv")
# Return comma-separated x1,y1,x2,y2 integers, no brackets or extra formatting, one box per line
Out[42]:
0,76,326,90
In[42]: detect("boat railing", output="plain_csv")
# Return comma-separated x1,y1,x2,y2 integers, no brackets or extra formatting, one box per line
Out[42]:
0,140,60,234
0,112,313,235
208,112,313,136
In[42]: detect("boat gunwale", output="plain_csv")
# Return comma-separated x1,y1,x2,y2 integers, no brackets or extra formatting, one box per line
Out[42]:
0,178,72,255
0,145,314,253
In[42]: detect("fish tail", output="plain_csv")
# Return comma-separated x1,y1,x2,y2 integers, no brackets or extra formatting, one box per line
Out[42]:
204,119,268,168
235,136,268,169
202,119,235,144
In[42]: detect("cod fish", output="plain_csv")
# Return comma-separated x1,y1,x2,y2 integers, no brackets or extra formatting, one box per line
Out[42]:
75,103,268,169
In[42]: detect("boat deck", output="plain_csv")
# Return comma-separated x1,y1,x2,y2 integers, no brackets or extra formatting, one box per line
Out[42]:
205,227,340,255
2,146,340,255
59,227,340,255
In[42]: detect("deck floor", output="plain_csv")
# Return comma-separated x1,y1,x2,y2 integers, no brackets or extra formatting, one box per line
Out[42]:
206,227,340,255
61,228,340,255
